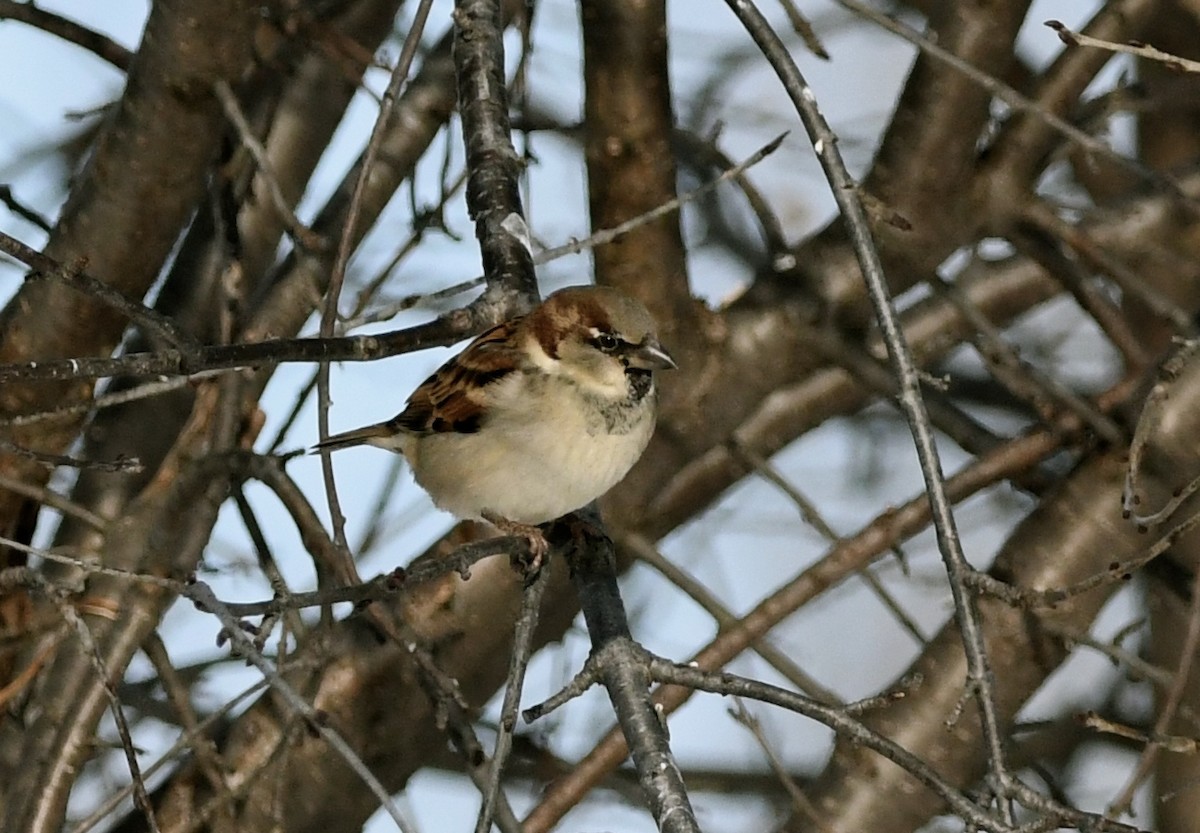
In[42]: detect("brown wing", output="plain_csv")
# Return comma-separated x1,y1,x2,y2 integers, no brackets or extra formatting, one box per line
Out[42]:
391,318,524,435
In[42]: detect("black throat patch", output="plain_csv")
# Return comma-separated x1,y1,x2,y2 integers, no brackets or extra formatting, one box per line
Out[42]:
627,369,653,402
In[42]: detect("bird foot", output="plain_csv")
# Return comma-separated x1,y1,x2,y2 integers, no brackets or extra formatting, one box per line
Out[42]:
483,513,549,576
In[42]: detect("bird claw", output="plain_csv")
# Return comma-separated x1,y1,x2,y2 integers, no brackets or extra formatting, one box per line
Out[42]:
514,530,549,578
483,513,549,577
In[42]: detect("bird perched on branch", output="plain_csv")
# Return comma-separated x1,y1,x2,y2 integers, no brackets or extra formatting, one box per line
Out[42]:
312,285,676,562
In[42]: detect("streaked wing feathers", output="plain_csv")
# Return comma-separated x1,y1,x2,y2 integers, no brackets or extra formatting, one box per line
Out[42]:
393,319,523,435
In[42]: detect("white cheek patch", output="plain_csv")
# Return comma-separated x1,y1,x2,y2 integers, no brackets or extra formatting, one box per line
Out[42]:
526,333,630,400
523,336,561,375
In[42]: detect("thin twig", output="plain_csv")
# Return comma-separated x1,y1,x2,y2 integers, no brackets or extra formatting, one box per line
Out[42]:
234,488,307,636
521,387,1064,832
0,184,52,231
1106,563,1200,817
1123,340,1200,525
527,516,701,833
727,439,928,645
0,375,198,427
0,0,133,69
620,530,842,704
212,80,326,253
0,315,475,384
351,132,786,329
318,0,437,557
1010,225,1152,375
649,658,1143,833
729,699,836,832
833,0,1197,211
723,0,1014,816
68,678,270,833
475,560,551,833
776,0,828,59
342,170,474,327
1041,621,1200,726
0,523,520,620
353,453,408,555
0,230,195,349
1023,201,1195,338
40,585,162,833
0,536,176,589
0,472,108,531
428,663,525,833
968,504,1200,609
1045,19,1200,74
182,579,417,833
142,633,238,823
927,271,1125,446
536,132,786,263
1081,711,1200,754
672,128,790,259
0,629,65,711
0,435,142,473
266,368,320,453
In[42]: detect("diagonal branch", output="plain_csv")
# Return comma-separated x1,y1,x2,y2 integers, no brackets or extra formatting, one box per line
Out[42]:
722,4,1014,815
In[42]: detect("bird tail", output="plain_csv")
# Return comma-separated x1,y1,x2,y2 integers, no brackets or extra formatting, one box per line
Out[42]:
310,423,396,454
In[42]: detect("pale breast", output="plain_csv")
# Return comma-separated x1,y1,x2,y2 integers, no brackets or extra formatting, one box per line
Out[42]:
407,373,657,524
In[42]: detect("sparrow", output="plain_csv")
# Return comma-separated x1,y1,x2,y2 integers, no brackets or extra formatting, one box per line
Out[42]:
312,285,676,562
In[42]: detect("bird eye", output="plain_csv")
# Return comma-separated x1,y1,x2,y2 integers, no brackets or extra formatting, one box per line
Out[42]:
594,332,620,352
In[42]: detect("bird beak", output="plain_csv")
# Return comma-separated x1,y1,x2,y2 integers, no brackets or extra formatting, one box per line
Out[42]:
627,338,677,370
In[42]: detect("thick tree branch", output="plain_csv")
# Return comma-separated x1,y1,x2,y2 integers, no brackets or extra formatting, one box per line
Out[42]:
0,0,256,527
580,0,698,333
453,0,539,308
